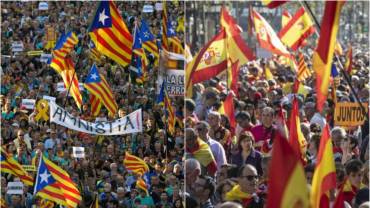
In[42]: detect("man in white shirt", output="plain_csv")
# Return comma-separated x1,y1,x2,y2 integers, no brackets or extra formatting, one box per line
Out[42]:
195,121,227,171
44,129,61,150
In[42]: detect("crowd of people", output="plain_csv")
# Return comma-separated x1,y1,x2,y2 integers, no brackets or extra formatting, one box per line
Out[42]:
1,1,185,208
184,27,369,207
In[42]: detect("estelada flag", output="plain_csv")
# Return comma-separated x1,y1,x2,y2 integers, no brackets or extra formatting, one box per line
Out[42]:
186,29,228,96
278,7,315,51
252,9,290,57
267,132,309,208
313,1,345,112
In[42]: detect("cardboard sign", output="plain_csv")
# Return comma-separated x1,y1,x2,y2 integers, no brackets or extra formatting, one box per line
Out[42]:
38,2,48,10
49,101,143,135
72,147,85,158
40,53,52,63
21,99,36,110
12,42,24,52
155,2,163,11
165,70,184,96
43,95,56,102
22,165,36,172
143,4,154,13
57,82,84,92
334,102,368,127
7,182,24,195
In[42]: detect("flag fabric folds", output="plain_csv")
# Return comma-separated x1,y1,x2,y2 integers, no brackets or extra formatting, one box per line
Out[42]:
262,0,287,9
123,152,149,175
278,7,315,51
313,1,345,112
136,177,149,195
288,96,307,164
267,132,309,208
140,19,159,58
225,185,253,206
52,58,83,109
132,23,149,83
252,9,290,57
186,139,217,176
310,124,337,208
219,93,236,138
89,1,133,66
281,10,292,28
40,199,55,208
297,52,312,82
34,155,81,208
227,60,240,96
89,41,103,63
52,32,78,60
90,94,102,117
345,45,353,74
1,148,34,186
164,83,176,136
84,64,118,116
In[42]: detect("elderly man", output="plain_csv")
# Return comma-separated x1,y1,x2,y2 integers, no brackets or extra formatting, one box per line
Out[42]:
185,158,201,196
195,121,227,171
13,129,32,151
225,164,264,207
207,111,231,152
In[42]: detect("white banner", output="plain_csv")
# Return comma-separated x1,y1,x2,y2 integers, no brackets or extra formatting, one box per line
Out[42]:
7,182,24,195
21,99,36,109
57,82,84,92
12,42,24,52
49,102,142,135
165,70,184,96
43,95,56,102
72,147,85,158
143,4,154,13
38,2,48,10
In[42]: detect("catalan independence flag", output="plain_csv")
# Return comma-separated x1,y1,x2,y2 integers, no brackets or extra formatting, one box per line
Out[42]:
161,1,170,51
140,19,159,58
313,1,345,112
1,148,34,186
52,32,78,60
164,88,176,136
132,23,149,83
51,58,83,109
156,81,165,105
123,152,149,175
90,94,102,117
84,64,118,116
89,1,133,66
34,154,81,208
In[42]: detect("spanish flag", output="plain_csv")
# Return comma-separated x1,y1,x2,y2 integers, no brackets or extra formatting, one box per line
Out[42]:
252,9,290,57
225,185,253,206
89,1,133,66
227,60,239,96
261,0,287,9
186,138,217,176
345,45,353,74
313,1,345,112
186,29,228,96
218,92,236,139
278,7,315,51
311,124,337,208
289,96,307,164
267,132,309,208
220,6,255,66
281,10,292,28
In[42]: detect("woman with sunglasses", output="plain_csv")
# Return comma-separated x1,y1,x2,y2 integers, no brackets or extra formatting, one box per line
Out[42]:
230,132,263,176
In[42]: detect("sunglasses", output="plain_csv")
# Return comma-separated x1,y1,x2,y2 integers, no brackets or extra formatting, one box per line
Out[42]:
241,175,259,181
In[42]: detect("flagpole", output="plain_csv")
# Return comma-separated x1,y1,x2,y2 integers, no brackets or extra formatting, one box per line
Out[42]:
301,1,369,120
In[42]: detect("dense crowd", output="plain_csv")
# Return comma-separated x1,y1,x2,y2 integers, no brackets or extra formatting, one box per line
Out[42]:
184,37,369,207
1,1,185,208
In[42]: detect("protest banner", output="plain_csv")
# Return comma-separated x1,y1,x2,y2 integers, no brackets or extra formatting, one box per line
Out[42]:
11,42,24,52
49,101,142,135
72,147,85,158
165,70,184,96
38,2,48,10
7,182,24,195
22,165,36,172
143,4,154,13
334,102,368,127
21,99,36,110
57,82,84,92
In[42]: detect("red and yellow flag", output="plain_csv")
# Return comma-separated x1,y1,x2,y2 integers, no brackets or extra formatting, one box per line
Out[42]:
186,29,228,96
345,45,353,74
218,93,236,139
288,96,307,164
252,9,290,57
123,152,149,175
313,1,345,112
297,52,312,82
136,177,148,195
225,185,253,206
311,124,337,208
278,7,315,51
281,10,292,28
227,60,239,96
267,132,309,208
187,139,217,176
261,0,287,9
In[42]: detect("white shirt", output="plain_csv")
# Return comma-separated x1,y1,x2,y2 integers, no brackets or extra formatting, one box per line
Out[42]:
205,136,227,171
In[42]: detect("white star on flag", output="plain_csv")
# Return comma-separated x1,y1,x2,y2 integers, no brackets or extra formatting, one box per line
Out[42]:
144,32,150,38
91,73,98,80
99,9,109,25
169,28,175,34
40,170,51,184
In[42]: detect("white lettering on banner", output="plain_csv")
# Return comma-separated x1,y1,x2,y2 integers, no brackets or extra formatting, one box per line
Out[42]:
12,42,24,52
49,101,142,135
72,147,85,158
21,99,36,109
57,82,85,92
7,182,24,195
165,70,184,96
